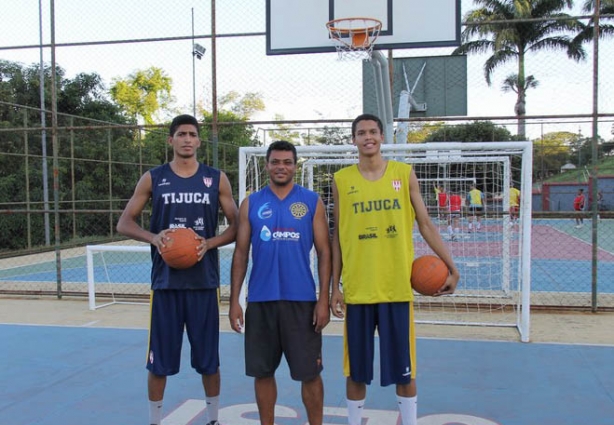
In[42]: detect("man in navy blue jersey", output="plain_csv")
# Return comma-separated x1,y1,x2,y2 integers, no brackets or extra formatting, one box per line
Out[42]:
117,114,238,425
229,140,331,425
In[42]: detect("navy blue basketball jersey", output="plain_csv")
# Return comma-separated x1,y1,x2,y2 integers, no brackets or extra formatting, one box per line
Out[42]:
149,163,221,290
247,185,318,302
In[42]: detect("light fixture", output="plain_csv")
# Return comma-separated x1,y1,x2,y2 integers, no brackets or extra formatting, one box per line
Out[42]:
193,43,206,60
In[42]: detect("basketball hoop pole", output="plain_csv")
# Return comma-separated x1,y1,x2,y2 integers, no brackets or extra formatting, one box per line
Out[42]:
370,51,394,144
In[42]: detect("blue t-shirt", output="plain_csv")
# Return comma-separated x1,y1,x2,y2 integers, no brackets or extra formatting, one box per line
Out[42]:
247,185,319,302
149,163,221,290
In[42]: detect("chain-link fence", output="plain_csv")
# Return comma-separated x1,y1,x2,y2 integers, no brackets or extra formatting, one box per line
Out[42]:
1,1,613,310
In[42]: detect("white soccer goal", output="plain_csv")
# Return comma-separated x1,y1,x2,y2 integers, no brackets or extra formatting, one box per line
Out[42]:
239,142,533,341
86,243,236,310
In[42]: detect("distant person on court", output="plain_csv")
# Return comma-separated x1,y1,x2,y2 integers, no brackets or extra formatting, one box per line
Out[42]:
574,188,585,228
434,184,447,222
116,114,238,425
597,189,605,221
467,184,485,232
330,114,459,425
509,185,521,226
229,140,331,425
448,191,462,240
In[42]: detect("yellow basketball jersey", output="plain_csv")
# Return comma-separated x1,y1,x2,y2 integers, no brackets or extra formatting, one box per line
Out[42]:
334,161,415,304
510,187,520,207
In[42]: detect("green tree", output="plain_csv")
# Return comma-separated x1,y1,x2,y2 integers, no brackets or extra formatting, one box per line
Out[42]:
218,91,265,119
425,121,513,142
453,0,586,137
268,114,301,144
405,122,445,143
200,110,258,197
0,60,132,250
533,131,575,180
110,67,173,125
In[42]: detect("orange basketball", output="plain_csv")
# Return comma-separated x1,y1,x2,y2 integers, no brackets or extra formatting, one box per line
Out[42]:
411,255,448,296
160,228,200,269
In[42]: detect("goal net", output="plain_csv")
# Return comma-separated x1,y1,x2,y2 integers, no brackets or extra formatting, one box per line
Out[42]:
86,243,236,310
239,142,533,341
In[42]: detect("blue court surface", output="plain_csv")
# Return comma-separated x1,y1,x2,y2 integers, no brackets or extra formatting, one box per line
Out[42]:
2,324,613,425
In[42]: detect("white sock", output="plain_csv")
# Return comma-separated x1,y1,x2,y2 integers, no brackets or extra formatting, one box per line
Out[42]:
396,395,417,425
205,395,220,423
447,225,453,235
347,398,365,425
149,400,163,425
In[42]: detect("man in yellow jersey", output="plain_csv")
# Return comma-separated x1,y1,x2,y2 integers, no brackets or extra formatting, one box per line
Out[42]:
467,184,485,232
330,114,460,425
509,185,521,226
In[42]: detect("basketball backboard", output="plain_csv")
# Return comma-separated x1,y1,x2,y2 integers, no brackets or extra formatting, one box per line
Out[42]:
363,55,467,118
266,0,461,55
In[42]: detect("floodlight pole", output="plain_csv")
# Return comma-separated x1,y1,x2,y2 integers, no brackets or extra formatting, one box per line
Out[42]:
211,0,219,168
191,8,196,118
39,0,51,245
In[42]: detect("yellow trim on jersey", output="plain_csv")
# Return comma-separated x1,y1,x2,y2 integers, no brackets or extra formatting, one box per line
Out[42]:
335,161,415,304
409,301,417,379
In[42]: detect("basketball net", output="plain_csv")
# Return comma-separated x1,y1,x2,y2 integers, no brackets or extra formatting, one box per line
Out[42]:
326,17,382,61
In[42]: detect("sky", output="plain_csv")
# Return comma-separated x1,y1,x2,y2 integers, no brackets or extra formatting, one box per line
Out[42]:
1,0,613,141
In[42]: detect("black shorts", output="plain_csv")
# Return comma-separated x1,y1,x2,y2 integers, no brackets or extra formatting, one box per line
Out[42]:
469,206,483,214
245,300,323,381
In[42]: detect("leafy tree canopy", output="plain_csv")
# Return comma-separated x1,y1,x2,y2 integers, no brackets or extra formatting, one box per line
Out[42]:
424,121,514,142
110,66,173,125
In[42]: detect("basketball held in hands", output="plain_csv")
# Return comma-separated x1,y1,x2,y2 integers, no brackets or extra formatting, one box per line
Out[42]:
160,228,200,269
411,255,449,296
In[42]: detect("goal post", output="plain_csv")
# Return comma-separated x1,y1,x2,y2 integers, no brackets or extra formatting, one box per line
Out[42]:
239,142,533,341
86,244,151,310
86,243,236,311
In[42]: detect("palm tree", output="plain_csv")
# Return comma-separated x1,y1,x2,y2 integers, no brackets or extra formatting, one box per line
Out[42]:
501,73,539,117
453,0,587,137
572,0,614,46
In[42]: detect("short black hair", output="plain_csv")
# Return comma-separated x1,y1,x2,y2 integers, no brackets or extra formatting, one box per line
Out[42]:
169,114,199,136
351,113,383,138
266,140,297,163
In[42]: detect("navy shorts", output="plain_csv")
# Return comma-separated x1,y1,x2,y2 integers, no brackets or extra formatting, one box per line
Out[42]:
344,302,416,386
147,288,219,376
245,301,323,381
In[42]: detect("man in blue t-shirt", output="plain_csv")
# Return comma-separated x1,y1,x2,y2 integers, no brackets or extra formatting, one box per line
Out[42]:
229,140,331,425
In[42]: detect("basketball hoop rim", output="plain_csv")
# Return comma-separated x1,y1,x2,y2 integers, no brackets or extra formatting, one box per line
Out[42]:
325,17,382,35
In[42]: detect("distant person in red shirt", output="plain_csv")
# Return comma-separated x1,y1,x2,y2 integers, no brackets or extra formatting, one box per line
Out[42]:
434,184,448,222
447,193,462,240
573,188,585,228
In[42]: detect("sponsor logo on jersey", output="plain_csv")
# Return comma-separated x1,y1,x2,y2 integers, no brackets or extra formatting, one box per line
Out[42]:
358,233,377,240
258,202,273,219
260,225,272,241
352,198,401,214
203,177,213,187
386,224,398,238
272,229,301,241
193,217,205,231
289,202,308,218
346,185,359,195
158,178,171,187
161,192,211,204
392,180,402,191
